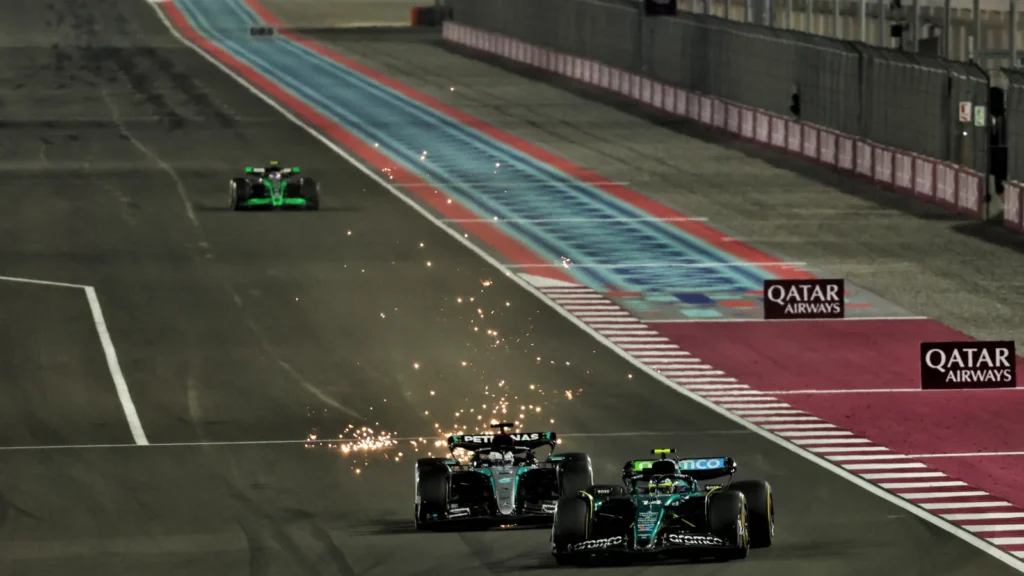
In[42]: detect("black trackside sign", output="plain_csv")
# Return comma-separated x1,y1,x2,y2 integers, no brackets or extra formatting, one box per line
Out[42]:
644,0,677,15
762,279,845,320
920,341,1017,390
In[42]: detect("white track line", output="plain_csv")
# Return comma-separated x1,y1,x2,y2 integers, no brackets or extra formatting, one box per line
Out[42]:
160,13,1024,572
923,502,1016,510
946,513,1024,521
811,446,891,453
863,471,948,479
910,450,1024,459
776,430,853,437
85,287,149,445
828,454,913,461
880,481,968,489
967,525,1024,533
901,491,991,499
844,462,927,470
712,393,774,399
0,276,148,446
0,274,87,289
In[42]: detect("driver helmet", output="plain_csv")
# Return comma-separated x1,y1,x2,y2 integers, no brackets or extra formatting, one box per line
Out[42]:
648,477,687,495
487,450,514,466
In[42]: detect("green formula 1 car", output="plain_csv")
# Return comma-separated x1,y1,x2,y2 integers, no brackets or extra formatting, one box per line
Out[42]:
550,449,774,565
229,161,320,210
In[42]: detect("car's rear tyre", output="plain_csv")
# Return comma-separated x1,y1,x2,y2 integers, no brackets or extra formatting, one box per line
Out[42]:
415,459,450,530
299,177,320,210
556,453,593,497
551,495,590,564
731,480,774,548
708,490,749,559
230,178,251,210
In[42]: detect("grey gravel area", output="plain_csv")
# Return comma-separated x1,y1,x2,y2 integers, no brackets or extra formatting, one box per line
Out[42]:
258,16,1024,345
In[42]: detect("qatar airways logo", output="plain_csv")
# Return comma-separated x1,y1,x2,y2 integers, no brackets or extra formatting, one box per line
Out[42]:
920,342,1017,390
762,279,844,320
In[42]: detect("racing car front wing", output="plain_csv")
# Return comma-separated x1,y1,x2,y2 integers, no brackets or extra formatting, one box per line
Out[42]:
419,501,558,528
561,532,736,559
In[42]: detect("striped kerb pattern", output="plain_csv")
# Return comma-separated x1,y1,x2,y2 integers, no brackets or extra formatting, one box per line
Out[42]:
539,284,1024,558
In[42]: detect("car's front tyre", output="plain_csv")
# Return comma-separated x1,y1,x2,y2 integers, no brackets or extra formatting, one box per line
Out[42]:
230,178,251,210
551,495,590,564
299,177,320,210
708,490,749,559
731,480,774,548
415,458,450,530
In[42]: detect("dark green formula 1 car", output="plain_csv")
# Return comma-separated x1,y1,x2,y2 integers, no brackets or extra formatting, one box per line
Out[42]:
550,449,774,565
229,161,319,210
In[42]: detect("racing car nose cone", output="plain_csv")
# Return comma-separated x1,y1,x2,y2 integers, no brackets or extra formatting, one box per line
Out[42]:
493,469,516,515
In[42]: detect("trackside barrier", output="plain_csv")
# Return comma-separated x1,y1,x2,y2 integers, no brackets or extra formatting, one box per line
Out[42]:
1004,183,1024,232
441,22,984,220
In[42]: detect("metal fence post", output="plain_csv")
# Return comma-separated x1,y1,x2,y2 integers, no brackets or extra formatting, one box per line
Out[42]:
975,61,993,216
1012,0,1019,68
878,0,884,46
860,0,867,42
912,0,920,52
834,0,840,37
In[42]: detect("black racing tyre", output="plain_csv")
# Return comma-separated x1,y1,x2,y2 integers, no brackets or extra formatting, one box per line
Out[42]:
584,484,626,500
551,495,590,564
556,453,593,497
415,459,450,530
229,178,251,210
731,480,774,548
299,177,320,210
708,490,749,559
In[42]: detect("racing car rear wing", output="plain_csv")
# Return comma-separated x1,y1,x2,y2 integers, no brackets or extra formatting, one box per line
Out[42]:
624,452,738,482
446,431,557,452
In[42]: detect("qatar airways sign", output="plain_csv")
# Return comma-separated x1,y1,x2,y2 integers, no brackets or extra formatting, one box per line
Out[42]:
762,279,844,320
920,341,1017,389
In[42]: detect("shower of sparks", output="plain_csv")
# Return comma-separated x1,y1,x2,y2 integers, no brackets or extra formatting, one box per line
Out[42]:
305,426,401,476
325,281,598,466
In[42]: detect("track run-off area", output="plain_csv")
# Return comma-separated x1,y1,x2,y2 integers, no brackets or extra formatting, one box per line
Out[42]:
0,0,1022,573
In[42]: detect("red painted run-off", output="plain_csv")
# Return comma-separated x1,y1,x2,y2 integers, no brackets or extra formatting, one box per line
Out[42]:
656,319,1024,505
657,318,974,392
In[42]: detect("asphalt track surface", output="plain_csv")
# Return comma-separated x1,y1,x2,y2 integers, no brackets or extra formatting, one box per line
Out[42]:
0,1,1021,575
300,27,1024,347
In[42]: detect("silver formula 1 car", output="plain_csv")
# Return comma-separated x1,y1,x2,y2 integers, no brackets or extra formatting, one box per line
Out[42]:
414,423,594,530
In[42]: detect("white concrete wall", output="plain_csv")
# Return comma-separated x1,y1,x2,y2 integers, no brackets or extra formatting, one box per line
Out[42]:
678,0,1023,74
